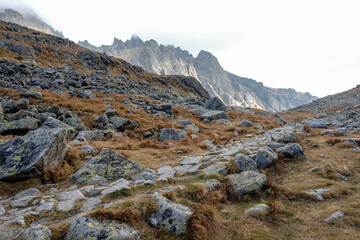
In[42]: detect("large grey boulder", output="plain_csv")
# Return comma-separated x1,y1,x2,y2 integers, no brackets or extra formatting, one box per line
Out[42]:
276,143,304,160
227,171,267,196
255,146,278,169
75,130,104,141
201,110,229,122
202,165,227,175
23,91,43,100
109,116,138,131
43,116,77,140
64,117,86,131
2,98,29,113
73,148,145,183
20,225,51,240
146,192,192,236
4,110,34,121
65,215,140,240
238,119,253,127
158,128,187,141
234,154,258,173
204,97,226,111
14,188,41,200
0,228,24,239
0,103,3,121
0,127,68,181
0,118,40,135
303,118,327,128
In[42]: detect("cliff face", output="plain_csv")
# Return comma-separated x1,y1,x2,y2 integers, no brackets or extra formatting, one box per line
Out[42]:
79,36,317,112
0,8,63,38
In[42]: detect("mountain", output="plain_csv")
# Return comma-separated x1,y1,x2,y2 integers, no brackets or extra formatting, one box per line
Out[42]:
79,36,317,112
0,8,63,38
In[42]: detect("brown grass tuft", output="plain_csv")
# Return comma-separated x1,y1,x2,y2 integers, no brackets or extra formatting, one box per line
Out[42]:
226,160,239,175
326,138,341,146
186,204,220,240
42,161,71,182
161,190,178,202
90,206,141,227
49,221,70,240
303,124,311,133
221,179,239,202
179,184,208,202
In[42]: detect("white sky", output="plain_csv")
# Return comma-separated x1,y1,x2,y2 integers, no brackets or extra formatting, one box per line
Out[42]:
2,0,360,97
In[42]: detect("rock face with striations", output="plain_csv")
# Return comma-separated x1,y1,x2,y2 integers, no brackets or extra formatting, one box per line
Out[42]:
0,127,68,181
79,36,317,112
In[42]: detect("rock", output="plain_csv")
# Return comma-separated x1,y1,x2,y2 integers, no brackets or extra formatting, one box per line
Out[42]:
79,90,96,99
307,188,329,201
184,123,199,134
35,201,54,212
104,199,125,209
0,206,5,216
276,143,304,159
0,127,68,181
0,104,3,121
11,195,38,208
4,109,34,121
303,118,327,128
255,146,278,169
204,97,226,111
56,200,75,212
204,179,222,192
324,211,344,222
4,216,26,226
59,190,85,201
109,116,138,131
157,166,176,178
146,192,192,236
202,165,227,175
158,128,187,141
0,228,24,239
131,172,157,181
190,107,209,116
2,98,29,113
0,117,40,135
227,171,267,196
238,119,253,127
244,204,269,215
14,188,41,200
78,144,98,153
201,110,229,122
65,215,140,240
64,117,86,131
73,148,145,183
322,128,348,136
20,225,51,240
23,91,43,100
234,154,258,173
81,198,102,212
43,116,77,140
75,130,104,141
98,113,109,125
100,179,130,196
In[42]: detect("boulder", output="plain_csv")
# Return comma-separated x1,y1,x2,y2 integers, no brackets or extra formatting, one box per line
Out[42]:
238,119,253,127
0,118,40,135
75,130,104,141
109,116,138,131
23,91,43,100
322,128,348,136
57,200,75,212
146,192,192,236
158,128,187,141
0,228,24,239
73,148,145,183
0,103,3,121
202,165,227,175
255,146,278,169
234,153,258,173
204,97,226,111
204,179,222,192
59,190,86,201
324,211,344,222
64,117,86,131
100,179,130,196
20,225,51,240
4,110,34,121
201,110,229,122
65,215,140,240
43,116,77,140
14,188,41,200
227,171,267,196
303,118,327,128
2,98,29,113
276,143,304,160
0,127,68,181
244,204,269,215
130,172,157,182
79,90,96,99
80,197,102,212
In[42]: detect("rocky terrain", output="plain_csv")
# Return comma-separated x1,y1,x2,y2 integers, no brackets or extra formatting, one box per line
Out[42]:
79,36,317,112
0,8,63,38
0,20,359,240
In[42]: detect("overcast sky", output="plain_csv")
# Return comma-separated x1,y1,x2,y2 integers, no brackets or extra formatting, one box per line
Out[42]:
2,0,360,97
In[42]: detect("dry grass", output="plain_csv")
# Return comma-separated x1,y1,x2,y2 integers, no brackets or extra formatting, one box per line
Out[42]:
178,184,208,203
226,160,239,175
186,205,220,240
49,222,70,240
90,206,141,227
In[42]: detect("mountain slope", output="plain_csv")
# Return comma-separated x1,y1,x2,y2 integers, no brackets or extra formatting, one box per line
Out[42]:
0,8,63,38
79,37,317,112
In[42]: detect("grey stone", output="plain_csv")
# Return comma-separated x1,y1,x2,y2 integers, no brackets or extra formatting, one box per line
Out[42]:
204,97,226,111
101,179,130,196
64,117,86,131
43,116,77,140
73,148,145,183
59,190,85,201
322,128,348,136
131,172,157,181
0,117,40,135
238,119,253,127
75,130,104,141
276,143,304,159
109,116,138,131
104,200,125,209
255,146,278,169
179,156,203,165
146,192,192,236
65,215,140,240
244,204,269,215
204,179,222,192
303,118,327,128
157,166,176,178
202,165,227,175
35,201,54,212
56,200,75,212
158,128,187,141
2,98,29,113
0,103,3,121
78,144,99,154
324,211,344,222
80,90,96,99
307,188,329,201
81,198,102,212
3,216,26,226
23,91,43,100
201,110,229,122
21,225,51,240
0,228,23,239
11,195,37,208
234,154,258,173
227,171,267,196
5,109,34,121
0,206,5,216
14,188,41,200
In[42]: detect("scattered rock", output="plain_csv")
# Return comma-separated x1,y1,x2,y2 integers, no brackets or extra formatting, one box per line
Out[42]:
158,128,187,141
202,165,227,175
244,203,269,215
204,179,222,192
227,171,267,196
276,143,304,160
23,91,43,100
234,153,258,173
204,97,226,111
59,190,85,201
324,211,344,222
20,225,51,240
81,198,102,212
56,200,75,212
100,179,130,196
238,119,253,127
303,118,327,128
109,116,138,131
0,117,40,135
255,146,278,168
201,110,229,122
43,116,77,140
64,117,86,132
